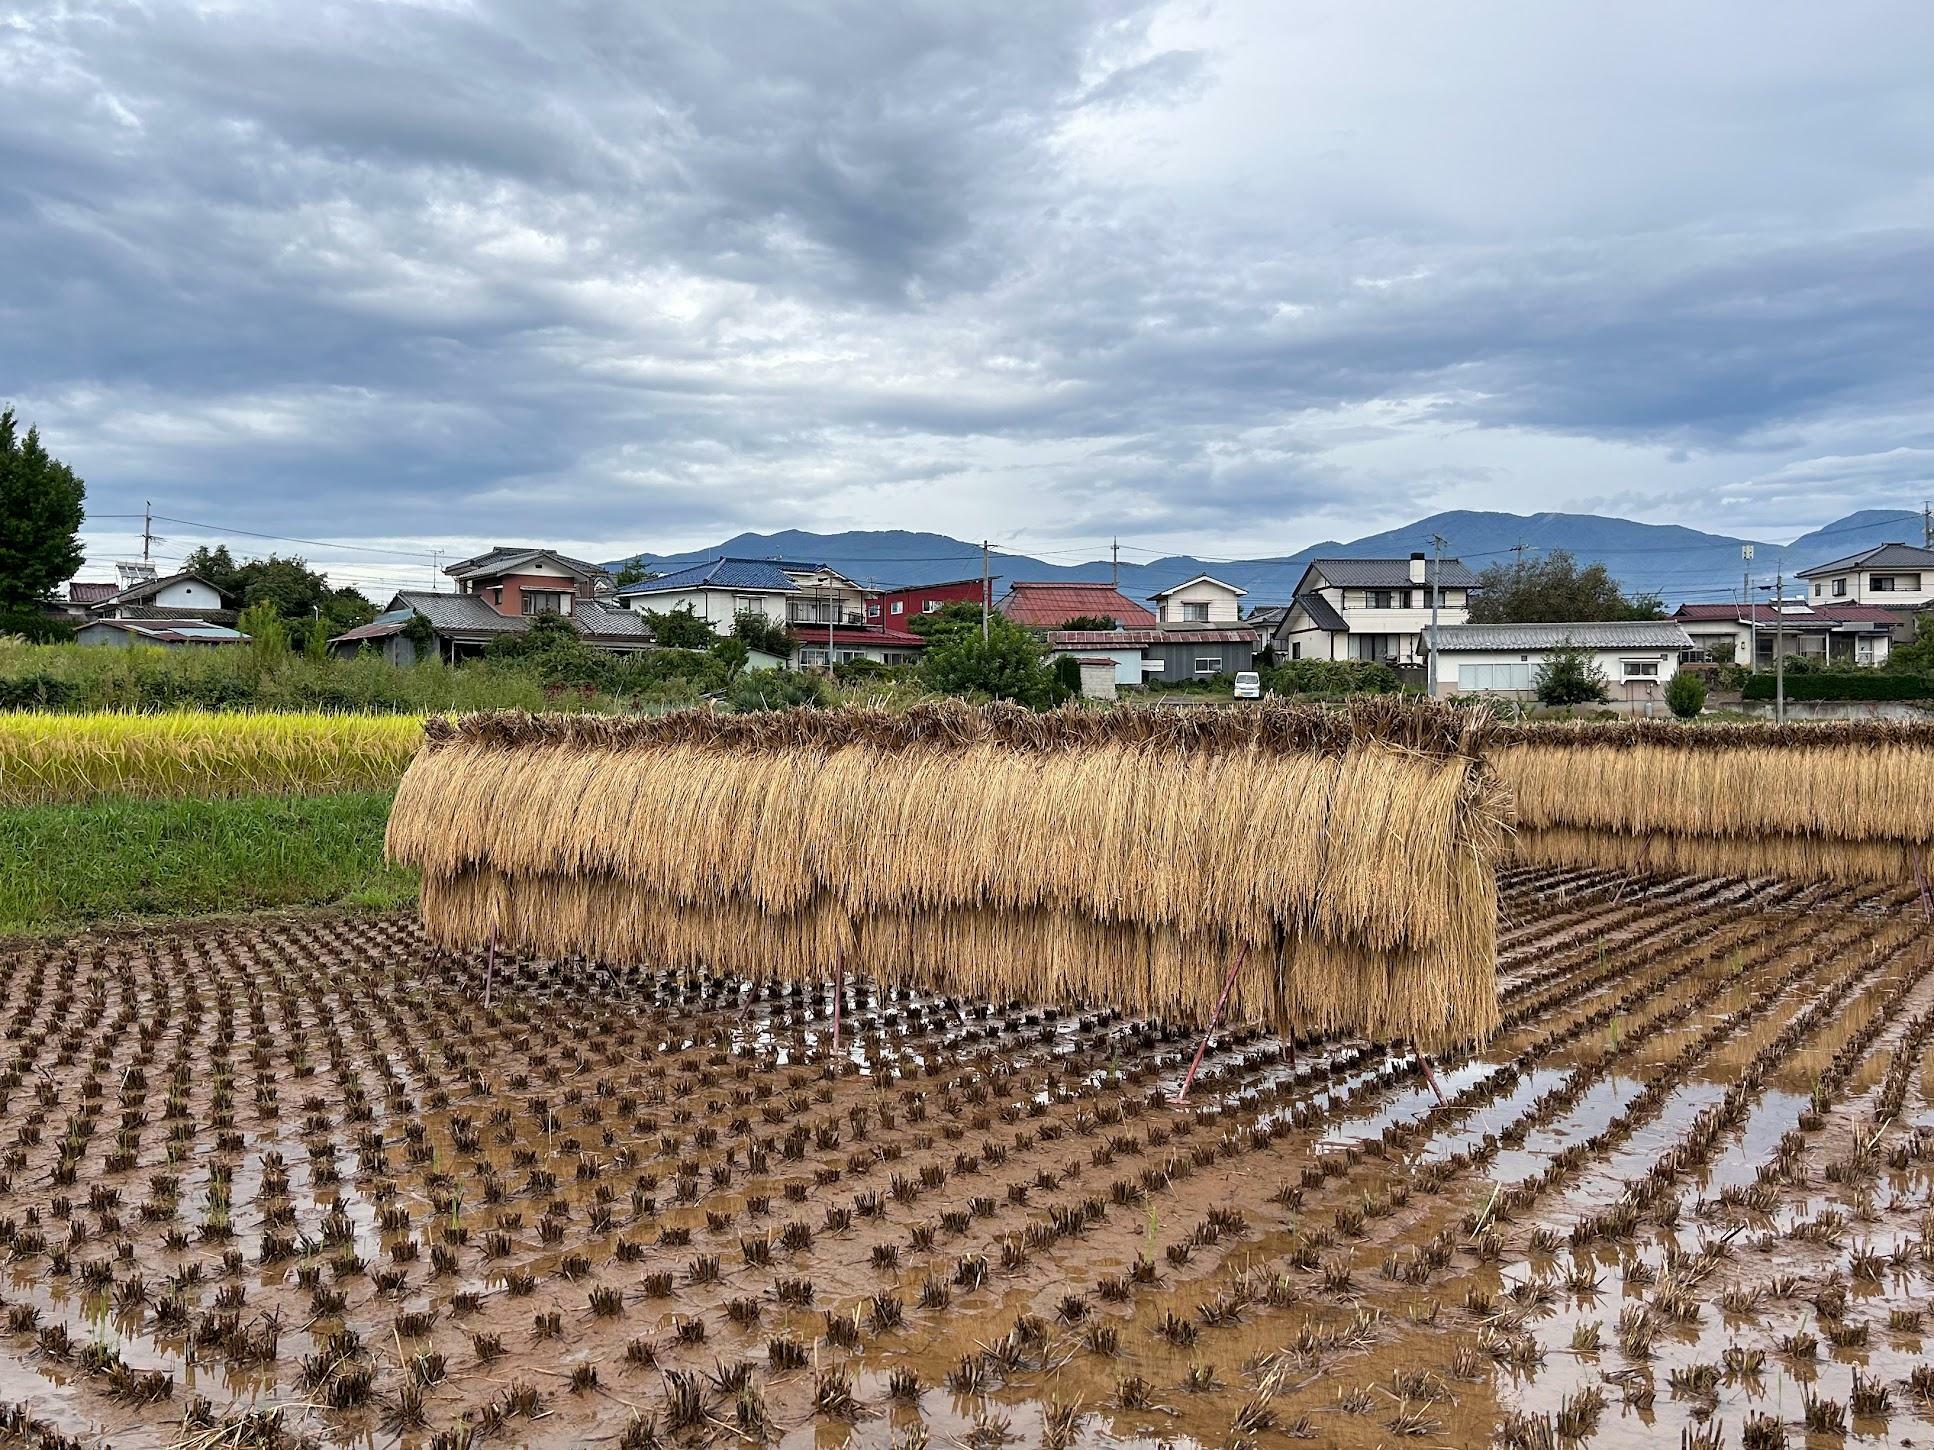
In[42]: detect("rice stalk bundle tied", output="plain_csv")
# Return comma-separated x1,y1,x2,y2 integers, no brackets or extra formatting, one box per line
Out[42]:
1493,719,1934,882
391,700,1505,1049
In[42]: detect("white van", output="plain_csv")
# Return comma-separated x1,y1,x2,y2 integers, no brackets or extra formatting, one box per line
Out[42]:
1233,671,1262,699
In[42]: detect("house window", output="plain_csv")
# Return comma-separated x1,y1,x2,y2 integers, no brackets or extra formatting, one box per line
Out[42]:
867,604,880,618
1812,582,1821,598
799,648,829,667
1370,590,1393,609
1621,659,1661,680
1290,643,1302,660
890,601,904,615
733,594,762,614
1182,601,1210,622
1873,574,1920,592
1833,578,1847,597
1457,662,1532,692
1193,656,1222,676
923,599,941,613
523,590,570,615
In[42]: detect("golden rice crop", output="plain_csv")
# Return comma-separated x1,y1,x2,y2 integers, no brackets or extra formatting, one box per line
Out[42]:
0,711,425,803
390,700,1507,1050
1494,718,1934,882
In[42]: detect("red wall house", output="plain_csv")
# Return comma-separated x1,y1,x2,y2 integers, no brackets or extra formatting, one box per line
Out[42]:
473,572,595,617
865,577,991,628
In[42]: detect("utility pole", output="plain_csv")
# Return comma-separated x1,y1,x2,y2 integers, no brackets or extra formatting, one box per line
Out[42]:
1426,534,1446,699
431,547,444,593
1773,570,1787,724
1924,498,1931,550
1742,544,1755,673
828,582,835,667
1111,538,1119,589
980,540,990,645
142,501,153,564
1509,540,1528,574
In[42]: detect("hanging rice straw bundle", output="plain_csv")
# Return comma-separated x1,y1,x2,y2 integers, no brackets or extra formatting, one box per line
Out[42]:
390,699,1507,1050
1494,718,1934,884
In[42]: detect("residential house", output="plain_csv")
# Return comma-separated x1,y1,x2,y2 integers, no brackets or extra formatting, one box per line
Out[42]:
1275,554,1476,663
42,579,118,628
1673,602,1896,668
75,618,250,649
1046,628,1258,686
1423,622,1694,707
1147,574,1247,627
328,589,654,664
1795,542,1934,644
1242,604,1292,648
616,557,924,667
866,577,991,628
88,571,239,626
445,547,612,617
997,581,1156,629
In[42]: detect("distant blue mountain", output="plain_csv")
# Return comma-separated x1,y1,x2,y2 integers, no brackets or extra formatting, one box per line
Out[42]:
607,509,1926,608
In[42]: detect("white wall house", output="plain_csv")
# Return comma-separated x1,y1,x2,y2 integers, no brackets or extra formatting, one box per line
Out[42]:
616,557,922,667
91,571,236,620
1147,574,1246,626
1797,542,1934,611
1275,554,1476,664
1425,621,1694,707
1674,603,1895,668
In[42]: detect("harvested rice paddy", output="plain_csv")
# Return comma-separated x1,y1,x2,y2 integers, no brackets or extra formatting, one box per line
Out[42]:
0,868,1931,1449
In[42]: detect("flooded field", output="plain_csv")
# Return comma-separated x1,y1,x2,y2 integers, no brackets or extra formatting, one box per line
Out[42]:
0,867,1931,1448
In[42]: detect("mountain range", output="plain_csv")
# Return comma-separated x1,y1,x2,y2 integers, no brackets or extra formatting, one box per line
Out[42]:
609,508,1928,608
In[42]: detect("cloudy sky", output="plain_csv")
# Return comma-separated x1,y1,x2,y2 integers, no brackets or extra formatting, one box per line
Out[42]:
6,0,1932,595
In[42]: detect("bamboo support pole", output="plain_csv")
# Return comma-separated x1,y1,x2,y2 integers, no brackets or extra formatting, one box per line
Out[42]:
1171,940,1248,1107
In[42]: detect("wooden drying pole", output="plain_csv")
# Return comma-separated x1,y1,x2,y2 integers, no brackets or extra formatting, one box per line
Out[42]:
1171,941,1248,1107
484,927,496,1010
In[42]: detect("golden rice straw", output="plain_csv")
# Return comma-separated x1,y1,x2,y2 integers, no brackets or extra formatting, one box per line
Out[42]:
391,700,1505,1049
1493,718,1934,883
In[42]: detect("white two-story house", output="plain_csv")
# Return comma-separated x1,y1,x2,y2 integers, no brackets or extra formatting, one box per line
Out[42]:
1797,542,1934,644
614,557,924,667
1274,554,1477,664
1146,574,1247,626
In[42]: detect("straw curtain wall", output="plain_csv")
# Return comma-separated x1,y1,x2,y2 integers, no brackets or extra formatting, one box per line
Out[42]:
388,701,1508,1051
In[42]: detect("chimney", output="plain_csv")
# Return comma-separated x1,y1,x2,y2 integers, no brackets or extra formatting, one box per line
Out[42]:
1408,552,1426,585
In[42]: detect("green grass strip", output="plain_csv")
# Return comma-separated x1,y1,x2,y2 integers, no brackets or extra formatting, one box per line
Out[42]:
0,791,413,934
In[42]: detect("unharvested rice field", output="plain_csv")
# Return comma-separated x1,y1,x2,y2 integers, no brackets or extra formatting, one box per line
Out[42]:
0,868,1930,1449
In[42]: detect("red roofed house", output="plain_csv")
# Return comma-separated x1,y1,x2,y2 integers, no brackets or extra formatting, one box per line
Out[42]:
1674,601,1897,669
996,581,1157,630
866,577,992,628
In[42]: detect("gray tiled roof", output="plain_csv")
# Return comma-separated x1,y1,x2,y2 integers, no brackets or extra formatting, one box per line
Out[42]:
1797,542,1934,578
445,547,610,580
1290,592,1349,632
1424,622,1692,651
389,591,653,641
1304,558,1478,588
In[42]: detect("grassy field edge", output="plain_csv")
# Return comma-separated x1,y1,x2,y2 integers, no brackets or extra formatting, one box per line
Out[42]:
0,790,412,934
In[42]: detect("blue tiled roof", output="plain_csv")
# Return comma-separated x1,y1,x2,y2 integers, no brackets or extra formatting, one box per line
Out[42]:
617,558,805,597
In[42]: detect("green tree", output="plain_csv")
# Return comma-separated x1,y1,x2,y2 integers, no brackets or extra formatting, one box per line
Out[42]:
1886,614,1934,674
179,546,376,633
1533,640,1612,706
1665,669,1707,719
642,604,716,649
907,600,985,643
236,600,289,664
483,611,612,688
711,634,751,674
1468,550,1663,624
1052,653,1083,699
0,409,87,639
920,613,1059,708
612,558,654,588
725,670,834,712
732,609,797,658
299,614,332,662
1058,614,1117,632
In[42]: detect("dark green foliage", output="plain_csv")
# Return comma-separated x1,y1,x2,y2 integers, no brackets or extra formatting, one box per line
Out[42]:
642,605,716,649
1468,550,1664,624
711,635,750,673
1887,615,1934,674
1264,659,1401,696
1533,641,1612,706
0,792,410,931
724,671,835,712
1665,669,1707,718
1741,671,1934,701
731,610,797,658
1053,654,1083,698
907,601,985,642
0,409,86,617
612,559,654,588
918,613,1058,708
1058,614,1117,632
180,546,376,634
0,606,73,644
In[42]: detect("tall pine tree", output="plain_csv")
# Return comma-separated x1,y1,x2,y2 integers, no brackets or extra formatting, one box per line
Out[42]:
0,410,87,637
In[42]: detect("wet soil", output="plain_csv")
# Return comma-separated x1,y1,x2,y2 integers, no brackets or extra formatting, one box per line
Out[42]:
0,865,1930,1448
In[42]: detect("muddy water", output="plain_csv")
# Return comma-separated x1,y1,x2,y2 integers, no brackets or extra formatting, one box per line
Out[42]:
0,881,1929,1448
